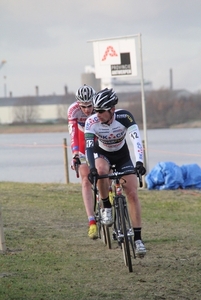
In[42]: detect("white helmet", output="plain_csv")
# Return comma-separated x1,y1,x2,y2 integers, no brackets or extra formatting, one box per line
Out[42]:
75,84,96,103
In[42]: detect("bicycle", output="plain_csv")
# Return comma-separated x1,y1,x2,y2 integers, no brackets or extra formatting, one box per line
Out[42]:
92,166,143,273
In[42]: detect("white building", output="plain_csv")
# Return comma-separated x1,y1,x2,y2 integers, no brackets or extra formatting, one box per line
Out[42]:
0,94,74,124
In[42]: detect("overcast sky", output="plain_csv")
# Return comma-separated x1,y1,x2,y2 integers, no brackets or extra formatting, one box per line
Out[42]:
0,0,201,97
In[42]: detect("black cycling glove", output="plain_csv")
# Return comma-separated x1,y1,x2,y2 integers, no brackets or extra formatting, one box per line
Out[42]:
71,154,81,170
88,167,98,184
135,161,146,176
73,154,81,165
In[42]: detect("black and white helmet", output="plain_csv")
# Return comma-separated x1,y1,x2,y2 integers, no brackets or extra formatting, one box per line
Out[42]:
75,84,96,103
93,88,118,110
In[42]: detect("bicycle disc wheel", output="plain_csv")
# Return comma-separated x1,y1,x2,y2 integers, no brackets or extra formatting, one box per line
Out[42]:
119,198,133,272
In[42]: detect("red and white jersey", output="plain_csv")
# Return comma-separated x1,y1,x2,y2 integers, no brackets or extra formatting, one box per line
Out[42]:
67,102,90,155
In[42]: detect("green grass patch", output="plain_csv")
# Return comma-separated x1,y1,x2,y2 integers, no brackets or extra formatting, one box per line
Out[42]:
0,182,201,299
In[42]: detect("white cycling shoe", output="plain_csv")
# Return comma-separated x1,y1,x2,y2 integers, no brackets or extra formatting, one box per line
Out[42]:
101,208,113,226
134,240,146,258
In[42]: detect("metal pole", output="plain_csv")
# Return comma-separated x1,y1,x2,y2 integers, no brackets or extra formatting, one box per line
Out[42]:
4,76,7,98
0,206,6,253
138,33,149,174
170,68,173,90
0,60,7,98
63,138,69,183
142,140,147,188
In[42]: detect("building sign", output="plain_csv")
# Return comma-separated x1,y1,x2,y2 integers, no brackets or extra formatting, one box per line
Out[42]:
92,38,137,78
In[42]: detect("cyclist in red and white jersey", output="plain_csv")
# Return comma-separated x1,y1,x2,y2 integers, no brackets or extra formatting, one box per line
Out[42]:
67,84,98,239
85,88,146,257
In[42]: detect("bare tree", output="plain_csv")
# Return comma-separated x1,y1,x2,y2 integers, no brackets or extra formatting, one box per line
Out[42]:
57,104,68,122
13,98,40,123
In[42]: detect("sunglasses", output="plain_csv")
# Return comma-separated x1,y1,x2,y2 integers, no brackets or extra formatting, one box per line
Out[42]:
79,104,93,109
95,109,107,114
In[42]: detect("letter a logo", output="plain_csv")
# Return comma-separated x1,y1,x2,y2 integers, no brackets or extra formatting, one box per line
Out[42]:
102,46,118,61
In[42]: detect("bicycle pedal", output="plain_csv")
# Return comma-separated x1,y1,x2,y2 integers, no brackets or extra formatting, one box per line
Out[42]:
138,253,146,259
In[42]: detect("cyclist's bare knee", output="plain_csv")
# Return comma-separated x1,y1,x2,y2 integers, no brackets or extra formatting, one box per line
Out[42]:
95,158,109,174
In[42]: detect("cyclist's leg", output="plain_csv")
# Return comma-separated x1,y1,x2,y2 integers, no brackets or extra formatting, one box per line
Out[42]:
117,159,146,257
95,156,110,199
122,173,142,228
114,153,141,229
79,164,94,216
79,154,97,239
95,155,113,225
122,174,146,256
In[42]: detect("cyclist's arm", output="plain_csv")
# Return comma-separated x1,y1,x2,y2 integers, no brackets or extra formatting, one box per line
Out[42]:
127,124,143,163
116,110,143,163
85,132,96,169
68,119,79,155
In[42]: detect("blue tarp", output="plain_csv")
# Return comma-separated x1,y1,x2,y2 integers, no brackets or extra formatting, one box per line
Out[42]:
145,162,201,190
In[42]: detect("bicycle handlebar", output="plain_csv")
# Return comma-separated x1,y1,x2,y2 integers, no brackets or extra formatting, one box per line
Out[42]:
96,170,136,180
94,169,143,188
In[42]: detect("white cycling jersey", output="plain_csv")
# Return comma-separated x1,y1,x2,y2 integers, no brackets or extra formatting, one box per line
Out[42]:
85,109,143,167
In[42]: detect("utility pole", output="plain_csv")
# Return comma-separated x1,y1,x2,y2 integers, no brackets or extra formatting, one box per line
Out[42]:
0,60,7,97
170,68,173,90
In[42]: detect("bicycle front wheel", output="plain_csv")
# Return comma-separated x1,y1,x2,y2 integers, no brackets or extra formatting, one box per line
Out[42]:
119,197,133,272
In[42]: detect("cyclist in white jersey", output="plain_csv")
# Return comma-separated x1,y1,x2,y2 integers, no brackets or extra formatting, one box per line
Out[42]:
85,88,146,257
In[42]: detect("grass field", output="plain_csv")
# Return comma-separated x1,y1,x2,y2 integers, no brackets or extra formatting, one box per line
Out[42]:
0,182,201,299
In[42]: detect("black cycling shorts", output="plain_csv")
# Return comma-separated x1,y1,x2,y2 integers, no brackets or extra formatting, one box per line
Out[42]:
94,142,135,173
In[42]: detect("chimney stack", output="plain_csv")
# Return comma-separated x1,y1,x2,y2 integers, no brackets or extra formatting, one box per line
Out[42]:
35,86,39,96
64,85,68,95
170,69,173,90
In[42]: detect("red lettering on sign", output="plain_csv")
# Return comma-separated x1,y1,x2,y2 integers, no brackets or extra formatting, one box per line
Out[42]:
102,46,118,61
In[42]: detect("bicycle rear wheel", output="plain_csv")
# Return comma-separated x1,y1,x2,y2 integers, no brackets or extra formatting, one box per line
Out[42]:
118,197,133,272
